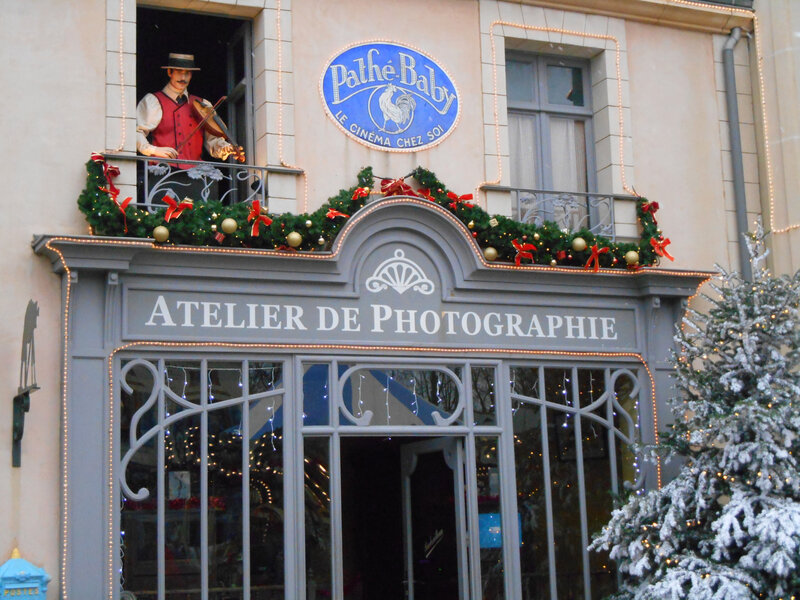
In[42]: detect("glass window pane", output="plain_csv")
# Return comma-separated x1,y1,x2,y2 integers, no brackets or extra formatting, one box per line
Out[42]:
303,363,330,426
506,60,535,104
510,366,539,400
121,361,159,597
208,404,245,594
340,367,463,426
476,436,505,599
249,391,284,592
546,404,582,598
546,65,584,106
509,112,538,190
249,361,282,395
304,437,332,599
549,118,588,193
164,412,202,596
512,400,549,599
472,367,497,426
208,361,243,403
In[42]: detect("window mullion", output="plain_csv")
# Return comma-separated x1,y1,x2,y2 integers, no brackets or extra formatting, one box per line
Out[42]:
571,367,591,600
331,432,344,600
241,359,251,598
498,361,523,600
606,369,620,497
200,359,209,600
157,359,166,600
538,365,557,600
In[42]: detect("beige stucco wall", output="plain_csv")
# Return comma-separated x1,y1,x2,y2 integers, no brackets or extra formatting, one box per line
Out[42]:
626,21,733,272
291,0,484,209
0,0,106,594
752,0,800,275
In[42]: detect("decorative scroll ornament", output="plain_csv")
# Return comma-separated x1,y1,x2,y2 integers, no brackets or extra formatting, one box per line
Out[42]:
365,249,435,295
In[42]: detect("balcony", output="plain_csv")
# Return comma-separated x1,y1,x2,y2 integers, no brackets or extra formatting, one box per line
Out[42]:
484,185,640,242
103,154,301,212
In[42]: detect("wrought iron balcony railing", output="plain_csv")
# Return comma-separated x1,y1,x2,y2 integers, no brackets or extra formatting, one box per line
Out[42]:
106,154,275,212
484,185,639,241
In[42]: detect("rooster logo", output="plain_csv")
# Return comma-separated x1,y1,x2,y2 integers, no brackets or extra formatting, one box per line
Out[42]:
376,83,416,133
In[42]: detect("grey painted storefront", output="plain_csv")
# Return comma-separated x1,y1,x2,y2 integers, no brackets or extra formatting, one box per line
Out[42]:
36,198,707,599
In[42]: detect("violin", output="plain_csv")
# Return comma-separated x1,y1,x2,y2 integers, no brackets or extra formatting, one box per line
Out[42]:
188,97,246,163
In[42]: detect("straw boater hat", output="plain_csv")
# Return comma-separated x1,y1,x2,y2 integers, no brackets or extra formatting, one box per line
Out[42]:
161,53,200,71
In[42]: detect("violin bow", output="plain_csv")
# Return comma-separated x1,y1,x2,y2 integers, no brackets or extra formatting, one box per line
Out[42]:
174,95,227,155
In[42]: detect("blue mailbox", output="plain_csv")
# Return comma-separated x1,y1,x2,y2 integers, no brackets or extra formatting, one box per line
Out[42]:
0,549,50,598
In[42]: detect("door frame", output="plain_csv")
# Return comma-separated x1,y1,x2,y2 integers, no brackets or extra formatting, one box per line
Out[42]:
294,355,519,600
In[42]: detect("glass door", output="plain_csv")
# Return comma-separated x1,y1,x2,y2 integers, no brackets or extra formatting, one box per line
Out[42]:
401,438,469,600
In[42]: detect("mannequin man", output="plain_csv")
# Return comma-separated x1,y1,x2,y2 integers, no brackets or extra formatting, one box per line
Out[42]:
136,52,234,163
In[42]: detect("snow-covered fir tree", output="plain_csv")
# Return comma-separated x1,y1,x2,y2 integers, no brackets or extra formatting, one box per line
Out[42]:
590,228,800,600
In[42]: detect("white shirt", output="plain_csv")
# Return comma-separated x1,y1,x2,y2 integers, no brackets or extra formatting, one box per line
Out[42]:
136,83,230,158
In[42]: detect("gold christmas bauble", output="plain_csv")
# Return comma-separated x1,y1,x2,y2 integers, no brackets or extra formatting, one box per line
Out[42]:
571,237,587,252
221,218,238,234
305,219,313,228
153,225,169,243
286,231,303,247
468,220,475,229
211,224,217,232
624,250,640,265
550,259,557,266
716,494,731,506
533,233,540,241
318,236,326,245
483,246,498,261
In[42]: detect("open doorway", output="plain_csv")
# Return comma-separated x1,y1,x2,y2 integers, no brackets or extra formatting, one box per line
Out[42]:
338,437,465,600
136,7,253,162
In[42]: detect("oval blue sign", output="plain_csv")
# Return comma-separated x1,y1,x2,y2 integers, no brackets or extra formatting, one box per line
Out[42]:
320,41,461,152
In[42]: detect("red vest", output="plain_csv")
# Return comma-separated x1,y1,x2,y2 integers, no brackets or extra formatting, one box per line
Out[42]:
151,91,204,168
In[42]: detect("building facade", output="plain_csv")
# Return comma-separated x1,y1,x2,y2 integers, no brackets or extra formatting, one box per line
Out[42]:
1,0,798,599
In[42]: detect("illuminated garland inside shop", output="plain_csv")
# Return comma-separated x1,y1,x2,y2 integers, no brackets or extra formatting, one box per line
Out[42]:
78,156,671,270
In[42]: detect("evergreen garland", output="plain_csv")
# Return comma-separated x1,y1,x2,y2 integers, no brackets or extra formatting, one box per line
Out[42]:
78,156,668,269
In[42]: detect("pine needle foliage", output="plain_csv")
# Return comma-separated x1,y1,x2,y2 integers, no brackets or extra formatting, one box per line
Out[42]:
590,227,800,600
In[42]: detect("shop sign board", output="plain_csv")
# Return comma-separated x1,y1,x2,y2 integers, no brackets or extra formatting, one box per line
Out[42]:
320,41,460,151
125,245,637,351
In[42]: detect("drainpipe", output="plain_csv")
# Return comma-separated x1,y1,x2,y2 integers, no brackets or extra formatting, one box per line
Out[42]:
722,27,753,281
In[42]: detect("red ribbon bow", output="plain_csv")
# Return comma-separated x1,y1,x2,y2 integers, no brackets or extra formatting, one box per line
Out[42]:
416,188,436,202
584,244,610,272
247,200,273,236
91,153,120,198
447,191,474,211
381,178,416,197
512,238,537,266
92,153,132,230
641,200,660,223
115,196,133,233
556,250,568,261
326,208,350,219
650,236,675,261
352,187,370,200
163,196,194,222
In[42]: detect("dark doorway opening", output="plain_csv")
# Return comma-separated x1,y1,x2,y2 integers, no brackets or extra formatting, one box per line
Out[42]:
137,7,244,107
339,437,462,600
340,437,405,600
